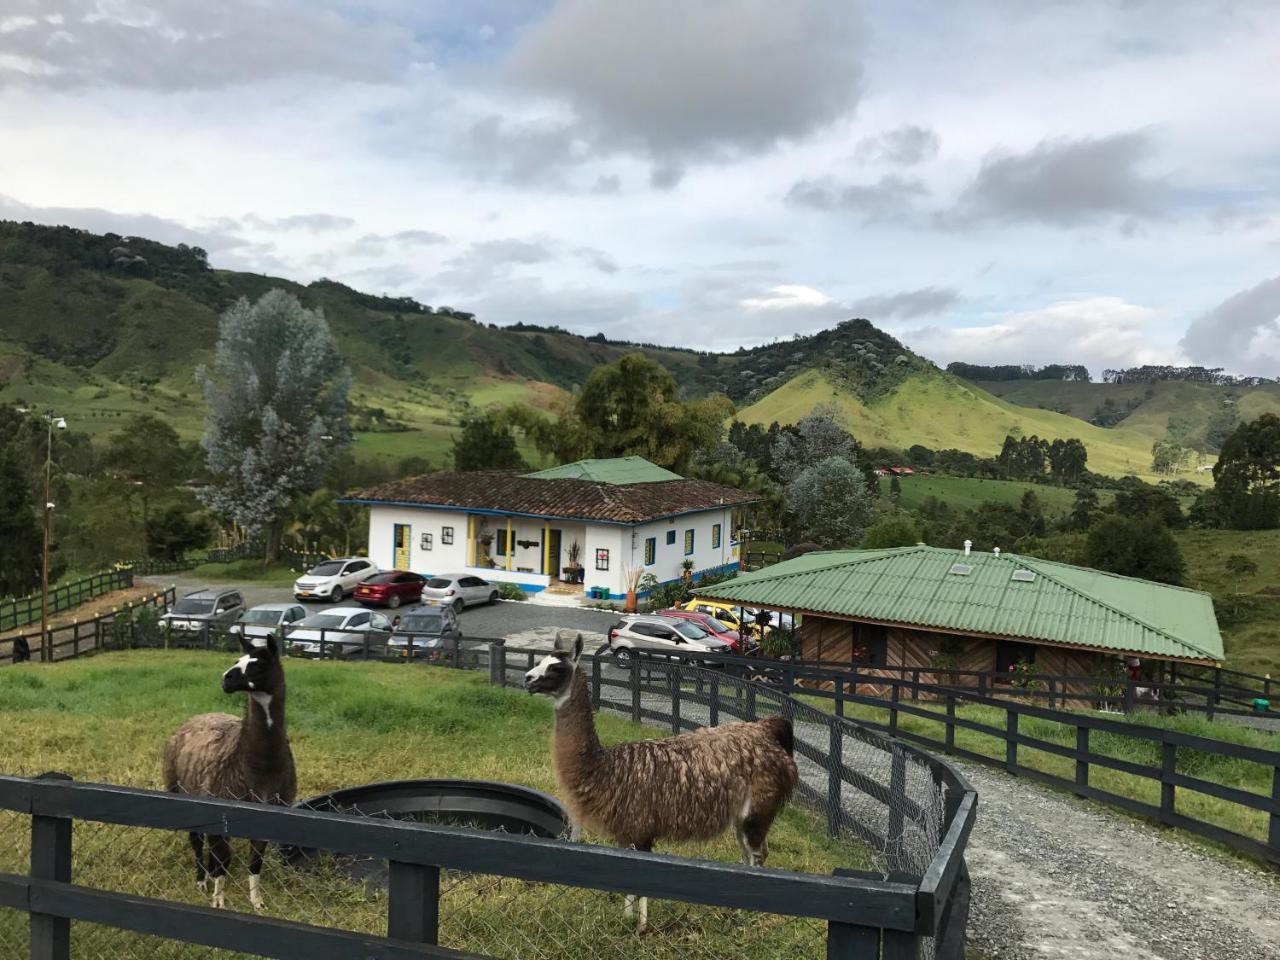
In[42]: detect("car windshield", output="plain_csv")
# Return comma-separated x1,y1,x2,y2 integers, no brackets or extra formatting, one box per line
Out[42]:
240,609,281,625
366,572,398,584
425,578,453,589
172,598,214,615
308,561,345,576
673,621,709,640
299,615,347,629
697,617,728,634
397,614,444,634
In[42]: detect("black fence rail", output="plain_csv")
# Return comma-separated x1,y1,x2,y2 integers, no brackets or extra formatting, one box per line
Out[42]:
779,658,1277,723
0,570,134,633
660,651,1280,867
0,648,977,959
1,589,176,665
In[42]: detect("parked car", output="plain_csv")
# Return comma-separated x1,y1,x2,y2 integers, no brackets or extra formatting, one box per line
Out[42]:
386,605,462,659
659,608,743,652
682,599,795,636
160,588,245,633
605,615,732,665
293,558,379,603
420,574,499,613
354,570,427,609
286,607,393,658
230,603,307,642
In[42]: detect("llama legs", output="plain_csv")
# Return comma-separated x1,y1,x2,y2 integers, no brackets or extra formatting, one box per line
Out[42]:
741,812,774,867
248,840,268,911
623,841,652,933
206,835,232,909
188,833,208,892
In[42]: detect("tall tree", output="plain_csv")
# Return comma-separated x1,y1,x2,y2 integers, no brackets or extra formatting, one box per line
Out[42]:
0,433,42,597
102,415,192,555
452,412,526,471
1083,515,1185,585
198,289,351,560
785,456,874,548
771,404,865,483
1068,486,1099,531
1213,413,1280,529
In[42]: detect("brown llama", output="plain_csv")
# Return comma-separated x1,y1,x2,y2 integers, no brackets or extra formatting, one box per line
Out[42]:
163,634,297,911
523,632,797,931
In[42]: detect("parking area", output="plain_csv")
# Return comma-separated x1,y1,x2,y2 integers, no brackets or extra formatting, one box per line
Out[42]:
140,573,621,642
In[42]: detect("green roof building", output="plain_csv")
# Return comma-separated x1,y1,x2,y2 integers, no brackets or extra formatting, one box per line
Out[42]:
696,546,1223,680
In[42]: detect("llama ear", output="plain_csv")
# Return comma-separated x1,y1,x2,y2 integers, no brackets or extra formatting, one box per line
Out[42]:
238,634,256,654
573,632,584,663
264,633,279,657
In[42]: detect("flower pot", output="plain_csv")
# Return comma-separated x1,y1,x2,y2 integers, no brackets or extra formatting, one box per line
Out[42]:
625,590,637,613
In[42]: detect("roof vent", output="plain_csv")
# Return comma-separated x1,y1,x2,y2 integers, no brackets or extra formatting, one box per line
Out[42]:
993,547,1001,557
963,539,972,556
948,563,974,577
1011,569,1036,583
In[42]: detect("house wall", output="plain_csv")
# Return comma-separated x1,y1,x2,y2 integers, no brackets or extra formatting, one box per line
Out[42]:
622,506,739,598
367,506,471,574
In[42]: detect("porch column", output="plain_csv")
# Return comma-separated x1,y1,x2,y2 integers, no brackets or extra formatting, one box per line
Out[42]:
506,517,513,571
542,521,550,576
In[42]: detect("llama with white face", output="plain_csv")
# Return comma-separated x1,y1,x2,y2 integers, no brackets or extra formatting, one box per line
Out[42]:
163,634,297,911
524,631,798,931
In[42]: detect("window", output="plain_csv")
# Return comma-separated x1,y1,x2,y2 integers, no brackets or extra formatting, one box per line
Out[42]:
420,532,433,551
711,523,721,549
496,530,508,556
666,530,676,546
595,548,610,571
350,613,370,628
441,526,454,545
644,537,656,565
852,623,888,666
684,529,695,555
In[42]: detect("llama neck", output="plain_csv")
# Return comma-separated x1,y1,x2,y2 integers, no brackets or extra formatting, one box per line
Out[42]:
241,683,288,758
553,669,604,788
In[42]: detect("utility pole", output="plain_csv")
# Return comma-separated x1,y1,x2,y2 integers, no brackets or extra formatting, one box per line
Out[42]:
39,412,66,664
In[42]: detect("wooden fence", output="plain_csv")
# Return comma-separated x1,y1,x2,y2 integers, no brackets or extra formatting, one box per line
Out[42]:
1,589,175,665
0,570,134,633
0,650,977,959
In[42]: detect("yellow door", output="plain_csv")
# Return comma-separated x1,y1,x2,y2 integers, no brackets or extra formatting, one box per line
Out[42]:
393,524,411,570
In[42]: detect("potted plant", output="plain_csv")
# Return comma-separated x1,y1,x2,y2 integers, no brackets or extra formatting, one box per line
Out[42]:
623,564,644,614
563,540,583,583
680,558,694,583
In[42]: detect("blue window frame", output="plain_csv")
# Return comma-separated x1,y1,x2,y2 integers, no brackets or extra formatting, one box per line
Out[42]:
644,537,656,565
684,529,695,555
666,530,676,546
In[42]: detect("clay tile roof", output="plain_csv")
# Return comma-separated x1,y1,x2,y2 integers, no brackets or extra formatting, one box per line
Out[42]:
342,471,762,524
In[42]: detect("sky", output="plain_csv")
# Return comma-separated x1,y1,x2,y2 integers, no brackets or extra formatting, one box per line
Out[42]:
2,0,1279,378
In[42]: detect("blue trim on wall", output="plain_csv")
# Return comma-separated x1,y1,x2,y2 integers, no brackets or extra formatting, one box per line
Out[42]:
619,561,741,602
336,498,754,528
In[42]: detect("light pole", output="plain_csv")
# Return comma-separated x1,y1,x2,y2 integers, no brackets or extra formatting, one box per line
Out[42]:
40,412,67,663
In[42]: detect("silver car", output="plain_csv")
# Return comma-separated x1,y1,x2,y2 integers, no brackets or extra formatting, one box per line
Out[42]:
231,603,307,642
606,615,732,665
420,574,498,614
287,607,393,659
160,588,245,633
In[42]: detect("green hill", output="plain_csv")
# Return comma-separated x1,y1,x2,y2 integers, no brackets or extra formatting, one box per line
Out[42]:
737,368,1195,481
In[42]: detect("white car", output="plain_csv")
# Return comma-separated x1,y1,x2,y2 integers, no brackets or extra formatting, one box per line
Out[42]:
420,574,499,614
286,607,393,658
606,615,733,665
230,603,307,642
293,558,379,603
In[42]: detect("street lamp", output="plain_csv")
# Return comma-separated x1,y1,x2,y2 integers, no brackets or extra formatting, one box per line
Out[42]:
40,412,67,663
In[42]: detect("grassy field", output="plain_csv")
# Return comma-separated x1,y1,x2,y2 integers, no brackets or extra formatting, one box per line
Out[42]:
876,473,1113,516
0,652,861,959
740,369,1213,482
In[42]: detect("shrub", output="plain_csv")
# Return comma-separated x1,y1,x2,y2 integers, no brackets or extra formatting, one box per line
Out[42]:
1224,554,1259,577
496,582,527,601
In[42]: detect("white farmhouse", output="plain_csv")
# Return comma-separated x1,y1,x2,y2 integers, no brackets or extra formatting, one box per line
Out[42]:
341,457,761,600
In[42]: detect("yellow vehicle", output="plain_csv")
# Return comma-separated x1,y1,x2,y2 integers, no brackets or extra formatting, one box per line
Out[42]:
683,598,796,636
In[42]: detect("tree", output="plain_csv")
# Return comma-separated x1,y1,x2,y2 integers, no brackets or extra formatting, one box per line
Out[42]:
1047,438,1088,483
862,515,921,549
1068,486,1099,531
145,503,214,561
0,436,42,597
452,412,525,471
198,289,351,560
1213,413,1280,529
102,415,192,554
1151,439,1188,476
1083,515,1185,585
1018,490,1047,537
785,457,874,548
889,473,902,502
1111,484,1184,528
771,405,865,483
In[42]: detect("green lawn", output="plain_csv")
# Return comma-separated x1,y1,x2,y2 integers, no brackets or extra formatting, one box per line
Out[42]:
877,474,1110,515
188,560,302,585
0,652,861,959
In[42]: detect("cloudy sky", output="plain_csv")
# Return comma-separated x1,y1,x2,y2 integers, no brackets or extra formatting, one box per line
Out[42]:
3,0,1279,377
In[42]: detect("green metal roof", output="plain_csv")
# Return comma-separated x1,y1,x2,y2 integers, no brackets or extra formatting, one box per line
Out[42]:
524,457,683,485
697,546,1224,663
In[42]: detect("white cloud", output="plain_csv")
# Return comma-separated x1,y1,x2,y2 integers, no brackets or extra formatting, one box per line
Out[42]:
1180,276,1280,376
742,284,835,311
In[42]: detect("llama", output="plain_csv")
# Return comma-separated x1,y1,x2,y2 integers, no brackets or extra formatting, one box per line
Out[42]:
523,631,797,931
163,633,297,911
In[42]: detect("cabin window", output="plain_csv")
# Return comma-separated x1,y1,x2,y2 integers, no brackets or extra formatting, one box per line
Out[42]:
441,526,454,545
995,640,1037,681
666,530,676,546
496,530,508,557
644,537,656,565
711,523,722,549
852,623,889,666
420,533,433,551
684,529,695,555
595,548,610,571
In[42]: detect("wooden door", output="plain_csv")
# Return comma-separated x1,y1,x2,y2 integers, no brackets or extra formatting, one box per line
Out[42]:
546,529,562,579
393,524,411,570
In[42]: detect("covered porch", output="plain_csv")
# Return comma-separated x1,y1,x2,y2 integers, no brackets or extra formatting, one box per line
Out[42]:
463,514,588,594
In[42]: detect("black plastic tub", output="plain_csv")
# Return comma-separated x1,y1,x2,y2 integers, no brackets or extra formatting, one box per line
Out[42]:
284,779,568,885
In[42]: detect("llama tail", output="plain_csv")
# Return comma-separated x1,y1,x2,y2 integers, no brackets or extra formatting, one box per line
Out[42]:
758,716,794,756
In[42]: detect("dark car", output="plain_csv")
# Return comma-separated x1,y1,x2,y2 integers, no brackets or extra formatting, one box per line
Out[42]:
659,608,743,652
354,570,427,609
386,605,463,660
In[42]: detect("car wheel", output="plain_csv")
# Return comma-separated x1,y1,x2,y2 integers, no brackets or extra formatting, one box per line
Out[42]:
452,598,464,614
613,646,633,666
329,585,343,603
488,591,499,605
388,594,401,609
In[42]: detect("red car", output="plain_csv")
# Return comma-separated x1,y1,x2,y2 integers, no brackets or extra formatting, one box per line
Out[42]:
660,608,743,652
354,571,426,609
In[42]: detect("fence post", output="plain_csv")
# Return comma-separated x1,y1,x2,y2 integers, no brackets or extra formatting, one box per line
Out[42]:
945,694,956,754
671,668,682,735
1005,710,1018,773
826,921,880,958
889,682,901,738
887,747,906,872
30,772,73,960
911,668,920,701
827,721,842,837
1075,727,1089,793
590,649,601,706
977,672,987,698
746,681,757,721
1160,739,1177,825
631,655,641,723
387,860,439,945
1209,670,1222,721
710,674,720,726
450,633,461,668
834,676,844,718
1270,766,1280,853
1047,678,1057,710
850,663,858,697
